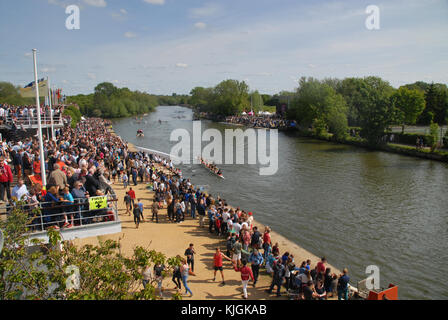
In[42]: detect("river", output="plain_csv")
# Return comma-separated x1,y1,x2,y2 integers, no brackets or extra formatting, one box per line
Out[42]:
112,106,448,300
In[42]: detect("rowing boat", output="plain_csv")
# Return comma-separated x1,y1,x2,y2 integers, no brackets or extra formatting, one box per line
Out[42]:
197,157,225,179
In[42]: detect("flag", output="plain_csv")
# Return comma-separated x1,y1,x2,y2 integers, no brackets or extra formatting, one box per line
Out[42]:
20,79,49,98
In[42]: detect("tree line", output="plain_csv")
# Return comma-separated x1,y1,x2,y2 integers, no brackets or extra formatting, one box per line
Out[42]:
0,81,38,106
189,80,276,116
287,77,447,146
66,82,192,118
189,77,448,147
3,78,447,148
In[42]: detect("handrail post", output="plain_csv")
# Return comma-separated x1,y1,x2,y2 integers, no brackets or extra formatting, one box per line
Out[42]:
39,203,44,231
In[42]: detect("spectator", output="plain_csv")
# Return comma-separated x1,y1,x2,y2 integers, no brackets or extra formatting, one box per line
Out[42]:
0,157,13,202
11,178,28,201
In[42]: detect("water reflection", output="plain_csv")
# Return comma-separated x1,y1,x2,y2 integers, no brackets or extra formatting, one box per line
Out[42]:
113,106,448,299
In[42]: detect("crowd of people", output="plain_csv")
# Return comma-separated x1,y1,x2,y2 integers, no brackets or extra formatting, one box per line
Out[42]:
0,102,353,300
225,115,296,130
0,107,129,229
0,103,64,128
130,150,352,300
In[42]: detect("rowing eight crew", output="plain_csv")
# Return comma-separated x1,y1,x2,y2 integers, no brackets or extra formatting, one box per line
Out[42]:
199,157,223,177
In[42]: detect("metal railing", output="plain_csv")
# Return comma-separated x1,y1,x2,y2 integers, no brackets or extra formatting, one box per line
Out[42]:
1,115,64,128
4,194,119,234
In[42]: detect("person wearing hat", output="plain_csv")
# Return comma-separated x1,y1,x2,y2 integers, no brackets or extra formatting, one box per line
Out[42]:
247,211,254,228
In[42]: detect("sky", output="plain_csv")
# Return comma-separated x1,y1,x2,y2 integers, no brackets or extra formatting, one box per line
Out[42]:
0,0,447,96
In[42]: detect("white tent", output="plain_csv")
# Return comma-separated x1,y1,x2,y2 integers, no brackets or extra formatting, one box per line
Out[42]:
241,111,247,115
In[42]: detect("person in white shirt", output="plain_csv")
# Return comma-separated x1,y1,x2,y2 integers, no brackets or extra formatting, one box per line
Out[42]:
233,220,242,236
11,179,28,201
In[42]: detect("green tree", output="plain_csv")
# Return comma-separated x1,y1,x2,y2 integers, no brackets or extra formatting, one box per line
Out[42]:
339,77,395,146
287,77,348,139
0,205,182,300
212,80,249,116
190,87,214,111
392,87,426,133
0,82,35,106
250,91,264,111
68,83,157,118
419,83,448,125
428,121,440,151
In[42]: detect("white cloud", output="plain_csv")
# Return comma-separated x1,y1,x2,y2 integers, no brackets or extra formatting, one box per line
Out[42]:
175,63,188,68
87,73,96,80
190,3,221,18
41,67,55,73
112,8,128,20
47,0,72,8
143,0,165,5
194,22,207,29
124,32,137,38
83,0,106,7
24,52,32,57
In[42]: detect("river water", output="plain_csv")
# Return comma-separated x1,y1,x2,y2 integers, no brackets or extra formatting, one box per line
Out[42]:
113,106,448,300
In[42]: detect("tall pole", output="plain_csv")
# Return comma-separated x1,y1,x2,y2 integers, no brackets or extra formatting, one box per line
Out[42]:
32,49,47,188
48,77,55,141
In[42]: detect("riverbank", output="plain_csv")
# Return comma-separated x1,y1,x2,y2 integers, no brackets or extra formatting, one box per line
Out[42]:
74,130,342,300
220,118,448,163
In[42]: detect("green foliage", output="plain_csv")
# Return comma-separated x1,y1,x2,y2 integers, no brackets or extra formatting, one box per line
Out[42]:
393,87,426,132
393,132,433,146
428,122,440,151
63,105,82,128
250,91,264,111
0,82,36,106
67,82,158,118
402,81,431,93
338,77,396,146
287,77,348,140
0,206,182,300
66,94,94,115
312,118,328,137
418,83,448,126
190,80,250,116
157,94,190,106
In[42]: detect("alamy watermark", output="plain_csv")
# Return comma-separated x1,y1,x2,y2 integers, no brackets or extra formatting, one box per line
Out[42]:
365,5,380,30
65,265,80,290
65,5,80,30
365,265,380,290
170,121,278,176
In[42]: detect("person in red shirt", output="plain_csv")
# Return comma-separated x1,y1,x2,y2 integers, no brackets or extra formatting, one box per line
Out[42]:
213,248,232,285
0,158,13,202
128,187,136,210
233,260,254,299
33,158,41,177
316,257,327,276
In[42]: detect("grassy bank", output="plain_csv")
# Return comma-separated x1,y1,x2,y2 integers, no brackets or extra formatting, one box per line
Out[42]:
287,128,448,163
